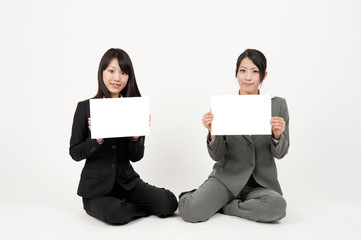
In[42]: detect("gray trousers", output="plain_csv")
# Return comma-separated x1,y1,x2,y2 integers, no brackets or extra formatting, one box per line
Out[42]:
178,177,286,223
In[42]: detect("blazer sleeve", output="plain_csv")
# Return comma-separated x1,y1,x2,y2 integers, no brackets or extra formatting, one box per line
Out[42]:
69,101,103,161
207,133,227,162
271,98,290,159
128,136,145,162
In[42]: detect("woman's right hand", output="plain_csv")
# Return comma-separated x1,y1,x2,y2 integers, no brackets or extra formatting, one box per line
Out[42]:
202,112,215,141
88,118,104,144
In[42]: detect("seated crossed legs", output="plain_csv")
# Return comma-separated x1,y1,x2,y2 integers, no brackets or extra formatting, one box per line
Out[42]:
83,179,177,225
178,177,286,223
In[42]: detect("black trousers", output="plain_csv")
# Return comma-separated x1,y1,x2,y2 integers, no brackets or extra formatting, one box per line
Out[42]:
82,179,178,225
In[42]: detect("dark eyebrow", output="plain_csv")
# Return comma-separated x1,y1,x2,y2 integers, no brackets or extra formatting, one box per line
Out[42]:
239,66,259,70
108,65,118,69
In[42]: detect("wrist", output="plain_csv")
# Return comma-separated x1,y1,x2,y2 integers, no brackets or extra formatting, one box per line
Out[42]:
132,136,140,141
272,133,281,140
208,132,215,141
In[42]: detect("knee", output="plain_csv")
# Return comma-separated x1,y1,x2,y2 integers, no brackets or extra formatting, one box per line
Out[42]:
178,194,210,223
155,189,178,217
260,194,287,222
103,210,129,225
102,200,139,225
85,198,131,225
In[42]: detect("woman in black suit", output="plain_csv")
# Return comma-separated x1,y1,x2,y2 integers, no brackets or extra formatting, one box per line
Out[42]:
69,48,177,225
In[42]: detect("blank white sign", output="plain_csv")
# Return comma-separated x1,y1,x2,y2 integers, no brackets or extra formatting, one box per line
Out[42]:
211,95,271,135
90,97,149,139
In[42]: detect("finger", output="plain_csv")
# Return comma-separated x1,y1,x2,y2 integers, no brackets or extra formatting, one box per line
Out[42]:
270,118,284,124
270,119,283,124
203,118,212,124
272,126,284,132
270,120,285,126
204,112,213,118
272,117,284,121
204,117,214,124
204,119,213,125
203,117,214,124
274,122,284,127
271,122,284,127
270,122,279,127
204,116,214,122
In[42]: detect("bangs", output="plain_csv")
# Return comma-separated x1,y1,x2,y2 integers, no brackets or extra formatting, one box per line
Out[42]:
117,56,132,75
112,50,133,76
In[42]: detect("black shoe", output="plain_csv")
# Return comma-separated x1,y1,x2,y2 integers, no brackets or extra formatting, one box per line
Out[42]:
178,189,196,199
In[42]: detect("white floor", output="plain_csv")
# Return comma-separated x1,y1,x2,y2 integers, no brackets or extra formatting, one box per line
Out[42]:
1,197,360,240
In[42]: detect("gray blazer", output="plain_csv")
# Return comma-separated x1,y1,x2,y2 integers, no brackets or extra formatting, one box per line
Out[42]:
207,96,290,197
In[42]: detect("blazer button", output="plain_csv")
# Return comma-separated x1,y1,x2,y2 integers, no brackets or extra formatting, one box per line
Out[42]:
110,163,115,168
248,143,253,147
249,163,255,167
112,145,116,149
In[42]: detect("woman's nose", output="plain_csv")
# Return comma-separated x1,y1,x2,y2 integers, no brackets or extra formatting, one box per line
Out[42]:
114,73,121,81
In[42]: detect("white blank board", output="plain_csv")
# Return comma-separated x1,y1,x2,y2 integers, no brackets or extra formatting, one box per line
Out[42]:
90,97,149,139
211,95,271,135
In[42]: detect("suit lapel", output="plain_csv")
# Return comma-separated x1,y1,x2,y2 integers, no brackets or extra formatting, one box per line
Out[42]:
243,135,253,143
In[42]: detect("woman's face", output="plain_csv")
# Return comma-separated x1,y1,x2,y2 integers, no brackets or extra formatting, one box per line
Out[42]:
103,58,129,98
236,57,266,95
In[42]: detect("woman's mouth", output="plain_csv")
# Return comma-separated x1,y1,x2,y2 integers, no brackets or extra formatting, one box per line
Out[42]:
110,83,121,88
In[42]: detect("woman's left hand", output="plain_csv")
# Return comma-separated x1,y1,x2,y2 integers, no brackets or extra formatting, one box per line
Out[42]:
270,117,285,140
132,114,151,141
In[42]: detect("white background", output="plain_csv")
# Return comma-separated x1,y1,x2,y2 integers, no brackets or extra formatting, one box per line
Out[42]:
1,0,360,239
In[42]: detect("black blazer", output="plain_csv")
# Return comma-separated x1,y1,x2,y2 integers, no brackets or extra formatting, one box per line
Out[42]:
69,99,145,198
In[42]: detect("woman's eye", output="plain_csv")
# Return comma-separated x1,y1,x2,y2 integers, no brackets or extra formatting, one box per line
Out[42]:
121,72,127,75
253,70,259,73
239,69,245,72
109,70,114,73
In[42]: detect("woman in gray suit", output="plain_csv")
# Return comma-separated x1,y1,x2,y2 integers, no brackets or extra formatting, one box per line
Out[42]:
178,49,290,223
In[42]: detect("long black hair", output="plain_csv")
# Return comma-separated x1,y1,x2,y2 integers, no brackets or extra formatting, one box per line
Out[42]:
94,48,141,98
235,49,267,82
